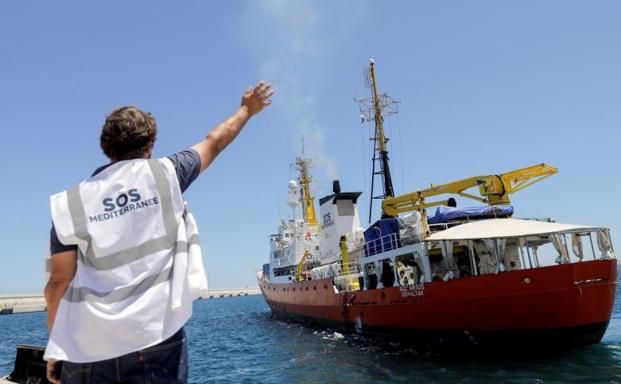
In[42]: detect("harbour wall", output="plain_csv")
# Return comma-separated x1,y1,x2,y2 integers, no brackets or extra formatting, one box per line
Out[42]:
0,288,261,315
202,287,261,299
0,295,46,315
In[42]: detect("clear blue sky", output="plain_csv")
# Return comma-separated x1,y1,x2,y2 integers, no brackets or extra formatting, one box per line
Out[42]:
0,1,619,293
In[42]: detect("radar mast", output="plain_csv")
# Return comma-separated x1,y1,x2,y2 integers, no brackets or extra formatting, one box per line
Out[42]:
295,138,318,226
356,59,400,223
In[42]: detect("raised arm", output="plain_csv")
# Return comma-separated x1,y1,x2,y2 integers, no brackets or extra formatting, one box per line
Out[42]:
192,81,274,173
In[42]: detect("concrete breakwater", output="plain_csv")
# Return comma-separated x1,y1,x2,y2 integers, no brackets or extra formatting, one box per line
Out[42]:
0,294,46,315
202,287,261,298
0,288,261,315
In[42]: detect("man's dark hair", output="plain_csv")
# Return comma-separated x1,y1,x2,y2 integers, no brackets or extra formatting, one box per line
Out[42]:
100,106,157,161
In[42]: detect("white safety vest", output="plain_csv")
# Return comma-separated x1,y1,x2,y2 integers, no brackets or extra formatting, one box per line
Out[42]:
44,158,207,363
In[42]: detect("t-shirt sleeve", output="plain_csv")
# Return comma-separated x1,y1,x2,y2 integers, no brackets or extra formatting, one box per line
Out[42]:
50,225,78,255
167,149,201,193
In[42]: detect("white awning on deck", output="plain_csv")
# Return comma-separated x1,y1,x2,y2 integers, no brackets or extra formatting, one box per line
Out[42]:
426,218,600,241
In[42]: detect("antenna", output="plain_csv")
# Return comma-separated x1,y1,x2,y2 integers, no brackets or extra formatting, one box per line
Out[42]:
354,59,400,223
301,135,305,155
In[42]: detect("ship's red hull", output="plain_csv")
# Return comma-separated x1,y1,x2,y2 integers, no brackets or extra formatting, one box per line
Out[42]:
259,260,618,348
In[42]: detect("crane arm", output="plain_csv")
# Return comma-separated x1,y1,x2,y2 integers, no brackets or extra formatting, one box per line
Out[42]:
498,163,558,194
296,250,312,282
382,163,557,217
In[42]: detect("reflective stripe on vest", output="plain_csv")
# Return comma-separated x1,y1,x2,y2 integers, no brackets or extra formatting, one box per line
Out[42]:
63,235,201,304
65,262,173,303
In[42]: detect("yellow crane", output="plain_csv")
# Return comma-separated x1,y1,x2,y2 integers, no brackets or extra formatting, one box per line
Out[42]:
382,163,558,235
296,250,313,282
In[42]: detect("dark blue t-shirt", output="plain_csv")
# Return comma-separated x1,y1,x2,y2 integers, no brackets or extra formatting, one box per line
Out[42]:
49,149,201,254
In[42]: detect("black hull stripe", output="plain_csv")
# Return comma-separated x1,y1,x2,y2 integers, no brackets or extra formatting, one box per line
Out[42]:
268,306,609,349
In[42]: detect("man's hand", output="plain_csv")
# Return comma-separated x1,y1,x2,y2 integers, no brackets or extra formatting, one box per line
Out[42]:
241,81,273,117
46,360,60,384
192,81,275,173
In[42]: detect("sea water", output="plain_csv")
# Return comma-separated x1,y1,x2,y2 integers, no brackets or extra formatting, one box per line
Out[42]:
1,283,620,383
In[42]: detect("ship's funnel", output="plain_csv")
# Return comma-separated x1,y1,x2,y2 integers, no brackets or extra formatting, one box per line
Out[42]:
318,186,362,264
333,180,341,194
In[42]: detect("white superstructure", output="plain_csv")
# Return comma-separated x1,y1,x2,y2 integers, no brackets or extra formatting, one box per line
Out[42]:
266,156,322,284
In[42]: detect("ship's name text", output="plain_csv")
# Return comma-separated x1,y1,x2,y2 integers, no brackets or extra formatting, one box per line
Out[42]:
399,284,424,298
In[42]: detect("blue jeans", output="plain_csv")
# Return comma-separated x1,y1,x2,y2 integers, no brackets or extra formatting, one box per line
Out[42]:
61,328,188,384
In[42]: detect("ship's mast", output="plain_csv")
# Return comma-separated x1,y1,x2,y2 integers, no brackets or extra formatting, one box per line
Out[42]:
356,59,400,223
295,139,318,226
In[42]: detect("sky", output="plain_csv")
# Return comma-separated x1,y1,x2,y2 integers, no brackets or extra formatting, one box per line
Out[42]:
0,1,619,293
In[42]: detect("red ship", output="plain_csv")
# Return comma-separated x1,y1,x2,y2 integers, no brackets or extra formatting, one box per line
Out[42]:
257,60,617,348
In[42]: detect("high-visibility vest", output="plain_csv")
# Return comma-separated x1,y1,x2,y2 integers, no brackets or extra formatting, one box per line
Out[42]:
44,158,206,363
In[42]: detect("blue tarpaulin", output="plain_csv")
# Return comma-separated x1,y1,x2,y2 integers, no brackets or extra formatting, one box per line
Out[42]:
427,205,514,224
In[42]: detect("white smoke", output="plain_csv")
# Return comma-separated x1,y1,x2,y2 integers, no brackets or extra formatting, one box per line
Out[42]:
240,0,349,181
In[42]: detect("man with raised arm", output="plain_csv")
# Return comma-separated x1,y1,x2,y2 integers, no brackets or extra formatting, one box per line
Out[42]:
44,82,273,383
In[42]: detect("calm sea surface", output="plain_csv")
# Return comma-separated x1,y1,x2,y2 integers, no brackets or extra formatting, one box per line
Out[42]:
1,283,620,383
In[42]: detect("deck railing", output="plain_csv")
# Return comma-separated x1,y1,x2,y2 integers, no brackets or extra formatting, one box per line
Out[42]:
363,232,402,257
340,262,361,275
